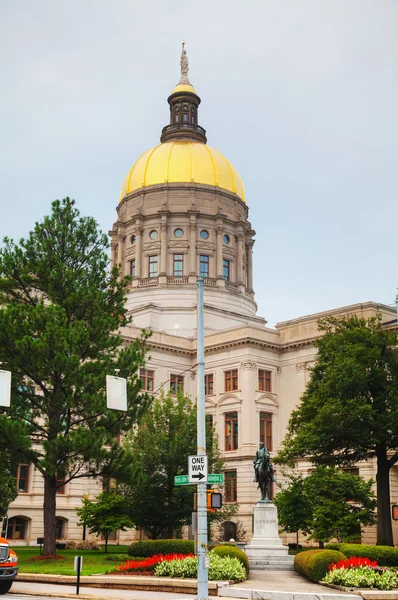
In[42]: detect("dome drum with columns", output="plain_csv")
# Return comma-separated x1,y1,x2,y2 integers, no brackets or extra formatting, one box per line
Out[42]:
111,44,259,336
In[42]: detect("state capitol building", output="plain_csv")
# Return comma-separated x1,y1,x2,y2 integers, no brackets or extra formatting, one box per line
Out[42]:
7,47,398,546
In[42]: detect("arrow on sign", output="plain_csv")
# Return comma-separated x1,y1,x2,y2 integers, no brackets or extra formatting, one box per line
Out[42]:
192,472,205,481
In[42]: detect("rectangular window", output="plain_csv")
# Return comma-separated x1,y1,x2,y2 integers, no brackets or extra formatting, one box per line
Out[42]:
16,464,30,493
223,259,230,281
225,369,238,392
170,374,184,396
200,255,209,278
260,412,273,451
130,259,135,277
148,255,158,278
225,412,238,451
205,373,214,395
258,369,272,392
56,518,65,539
173,254,183,277
206,414,213,430
225,470,237,502
56,477,66,495
140,368,154,392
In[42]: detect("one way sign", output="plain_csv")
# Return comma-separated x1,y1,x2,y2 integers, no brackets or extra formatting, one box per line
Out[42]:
188,455,208,484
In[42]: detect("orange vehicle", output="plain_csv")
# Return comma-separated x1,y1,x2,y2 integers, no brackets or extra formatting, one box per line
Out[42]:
0,536,18,595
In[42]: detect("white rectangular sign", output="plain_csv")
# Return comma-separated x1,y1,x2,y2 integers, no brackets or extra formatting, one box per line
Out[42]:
0,370,11,408
106,375,127,411
188,454,208,483
74,555,83,572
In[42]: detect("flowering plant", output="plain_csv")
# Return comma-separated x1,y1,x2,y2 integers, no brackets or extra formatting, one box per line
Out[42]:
323,565,398,590
329,556,378,571
116,553,194,573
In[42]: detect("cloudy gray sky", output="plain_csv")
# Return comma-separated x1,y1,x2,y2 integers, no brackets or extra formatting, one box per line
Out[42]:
1,0,397,326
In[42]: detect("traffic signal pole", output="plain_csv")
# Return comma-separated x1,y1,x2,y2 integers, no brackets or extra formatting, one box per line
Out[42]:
196,278,208,600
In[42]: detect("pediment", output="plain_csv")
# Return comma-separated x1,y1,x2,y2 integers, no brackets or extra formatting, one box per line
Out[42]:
144,242,161,251
255,394,278,407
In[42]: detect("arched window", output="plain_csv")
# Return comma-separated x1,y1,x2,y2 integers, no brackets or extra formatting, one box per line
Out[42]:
7,517,29,540
222,521,237,542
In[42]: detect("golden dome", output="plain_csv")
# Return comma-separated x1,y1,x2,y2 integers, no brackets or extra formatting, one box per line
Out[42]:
120,141,245,202
169,83,198,96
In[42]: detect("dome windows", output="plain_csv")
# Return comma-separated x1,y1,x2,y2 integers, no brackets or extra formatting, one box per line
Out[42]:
149,230,158,240
174,228,184,238
223,234,230,244
200,230,209,240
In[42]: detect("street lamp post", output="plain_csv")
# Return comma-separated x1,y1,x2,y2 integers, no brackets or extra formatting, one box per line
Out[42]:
196,278,208,600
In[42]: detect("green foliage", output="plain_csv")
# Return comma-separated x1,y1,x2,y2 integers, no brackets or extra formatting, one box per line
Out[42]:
121,392,224,539
154,552,247,582
276,315,398,545
127,539,194,557
0,453,17,519
324,543,342,551
338,543,398,567
275,467,375,544
323,566,398,590
211,545,250,575
0,199,151,553
76,492,133,553
274,474,312,537
103,553,129,562
294,549,346,582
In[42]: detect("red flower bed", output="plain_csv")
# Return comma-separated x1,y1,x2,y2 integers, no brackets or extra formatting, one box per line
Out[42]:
116,553,194,573
329,556,378,571
28,554,66,562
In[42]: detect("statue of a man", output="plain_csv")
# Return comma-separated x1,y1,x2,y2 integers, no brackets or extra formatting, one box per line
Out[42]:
253,442,275,501
180,43,189,79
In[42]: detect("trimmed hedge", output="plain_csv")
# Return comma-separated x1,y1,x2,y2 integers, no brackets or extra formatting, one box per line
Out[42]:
338,544,398,567
127,539,194,557
325,543,342,552
211,545,250,575
294,549,346,582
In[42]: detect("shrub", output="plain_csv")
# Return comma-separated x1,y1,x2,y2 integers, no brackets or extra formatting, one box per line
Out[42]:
127,539,194,557
155,552,247,582
65,541,77,549
325,543,342,551
339,544,398,567
294,549,346,582
211,545,250,575
74,540,101,551
324,566,398,590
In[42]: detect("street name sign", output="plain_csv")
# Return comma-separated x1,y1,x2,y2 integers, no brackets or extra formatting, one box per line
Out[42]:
188,455,208,483
174,475,189,485
208,473,224,484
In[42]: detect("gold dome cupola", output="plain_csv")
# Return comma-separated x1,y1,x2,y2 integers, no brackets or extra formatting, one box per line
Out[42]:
160,43,207,144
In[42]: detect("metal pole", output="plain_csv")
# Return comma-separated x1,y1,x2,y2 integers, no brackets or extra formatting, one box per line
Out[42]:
196,278,208,600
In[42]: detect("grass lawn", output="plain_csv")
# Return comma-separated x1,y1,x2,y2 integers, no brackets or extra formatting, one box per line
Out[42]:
11,545,131,576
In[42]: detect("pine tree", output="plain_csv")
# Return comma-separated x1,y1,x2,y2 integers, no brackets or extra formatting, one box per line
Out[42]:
0,198,151,554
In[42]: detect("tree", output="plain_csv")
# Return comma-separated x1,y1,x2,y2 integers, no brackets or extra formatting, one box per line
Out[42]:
0,199,151,554
76,491,133,553
0,453,17,521
276,315,398,545
121,393,224,539
273,474,312,546
275,467,376,546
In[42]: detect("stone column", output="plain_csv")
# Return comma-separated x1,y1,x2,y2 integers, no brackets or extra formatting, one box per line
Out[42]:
117,233,124,277
215,224,225,288
188,216,197,283
246,241,254,291
236,233,246,293
239,360,257,452
159,216,168,284
134,226,143,283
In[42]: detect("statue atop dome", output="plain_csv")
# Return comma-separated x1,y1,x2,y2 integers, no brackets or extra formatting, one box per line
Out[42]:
179,41,190,84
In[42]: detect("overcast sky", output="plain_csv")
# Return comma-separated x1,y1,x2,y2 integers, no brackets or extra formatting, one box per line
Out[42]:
1,0,397,326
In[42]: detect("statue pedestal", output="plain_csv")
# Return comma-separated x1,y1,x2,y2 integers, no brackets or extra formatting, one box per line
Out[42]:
244,502,294,570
